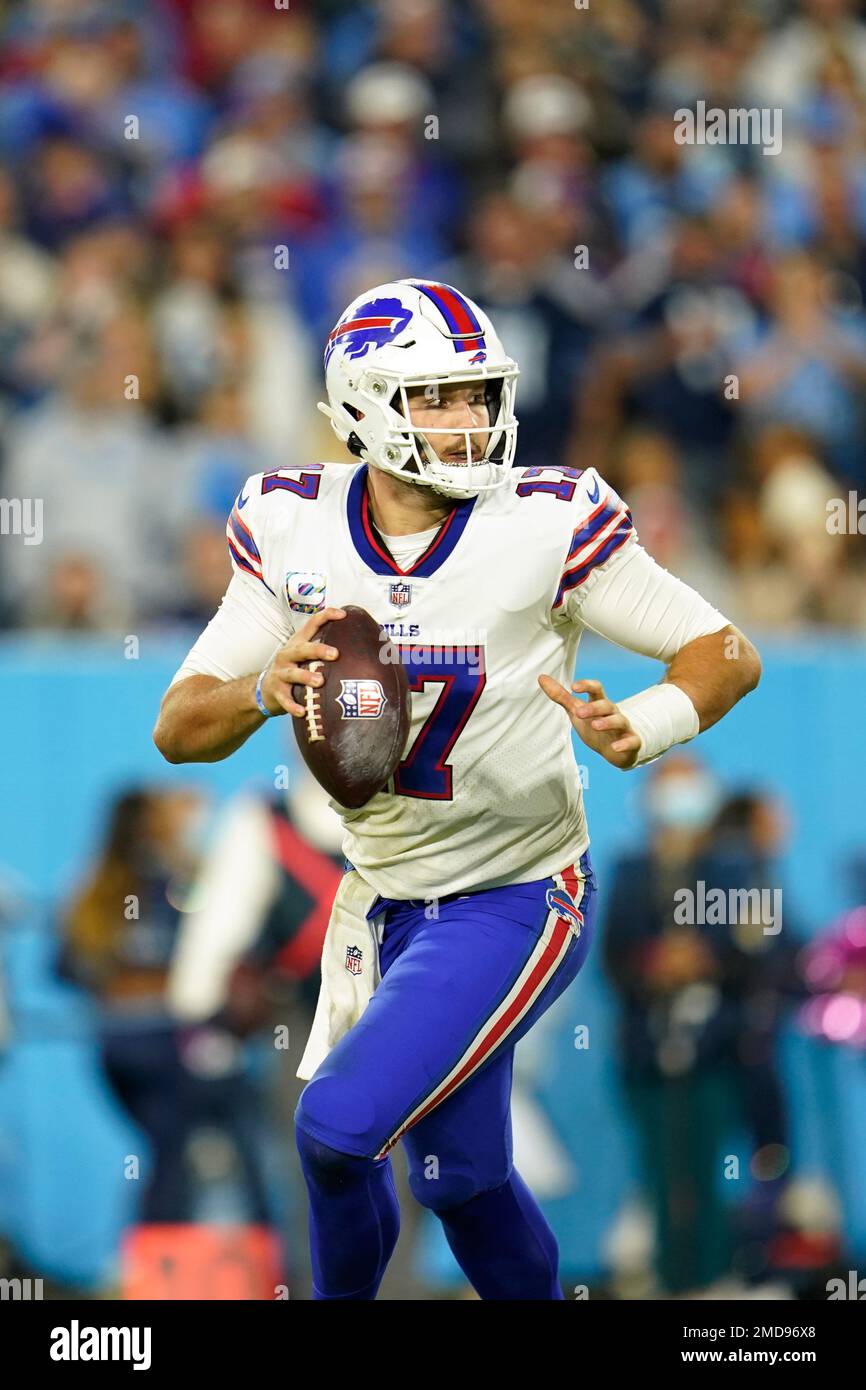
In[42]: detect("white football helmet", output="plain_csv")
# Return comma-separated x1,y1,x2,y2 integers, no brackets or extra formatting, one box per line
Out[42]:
318,279,519,499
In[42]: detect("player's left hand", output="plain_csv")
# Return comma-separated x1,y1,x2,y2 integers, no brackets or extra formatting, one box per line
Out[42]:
538,675,642,771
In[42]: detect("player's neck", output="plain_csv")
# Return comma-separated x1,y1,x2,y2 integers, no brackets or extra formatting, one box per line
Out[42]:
365,465,453,537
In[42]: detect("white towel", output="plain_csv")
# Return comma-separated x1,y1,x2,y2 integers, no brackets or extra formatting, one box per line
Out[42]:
297,870,382,1080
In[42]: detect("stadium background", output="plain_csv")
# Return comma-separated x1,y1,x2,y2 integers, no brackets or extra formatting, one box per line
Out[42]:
1,0,866,1298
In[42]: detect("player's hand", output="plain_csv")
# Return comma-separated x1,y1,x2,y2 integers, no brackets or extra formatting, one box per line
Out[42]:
538,674,642,771
259,608,346,718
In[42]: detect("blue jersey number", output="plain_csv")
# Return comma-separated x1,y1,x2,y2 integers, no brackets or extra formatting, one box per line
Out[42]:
394,646,486,800
261,465,323,500
516,466,580,502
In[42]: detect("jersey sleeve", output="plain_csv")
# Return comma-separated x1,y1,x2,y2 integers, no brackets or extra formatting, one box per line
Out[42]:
225,479,276,594
551,468,638,616
171,477,293,685
554,469,729,663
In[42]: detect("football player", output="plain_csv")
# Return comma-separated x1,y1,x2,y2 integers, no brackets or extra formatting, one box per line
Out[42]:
154,280,760,1300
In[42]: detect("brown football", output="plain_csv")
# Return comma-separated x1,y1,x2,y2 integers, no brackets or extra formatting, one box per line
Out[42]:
292,605,411,810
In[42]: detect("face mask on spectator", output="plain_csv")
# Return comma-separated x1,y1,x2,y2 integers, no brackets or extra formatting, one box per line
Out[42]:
646,773,720,831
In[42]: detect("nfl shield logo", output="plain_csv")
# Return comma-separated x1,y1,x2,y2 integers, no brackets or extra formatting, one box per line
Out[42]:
389,581,412,608
337,679,387,719
345,945,363,976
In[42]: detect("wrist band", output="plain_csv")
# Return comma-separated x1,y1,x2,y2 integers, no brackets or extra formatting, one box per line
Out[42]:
617,683,699,767
255,669,274,718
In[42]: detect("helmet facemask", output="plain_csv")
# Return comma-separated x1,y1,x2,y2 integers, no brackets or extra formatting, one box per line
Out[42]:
339,366,519,500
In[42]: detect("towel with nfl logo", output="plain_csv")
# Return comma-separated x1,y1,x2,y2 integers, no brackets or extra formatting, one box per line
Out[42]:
297,869,382,1080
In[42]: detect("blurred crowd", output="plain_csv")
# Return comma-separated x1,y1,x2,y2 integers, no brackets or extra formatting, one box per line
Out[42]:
37,752,866,1298
2,0,866,633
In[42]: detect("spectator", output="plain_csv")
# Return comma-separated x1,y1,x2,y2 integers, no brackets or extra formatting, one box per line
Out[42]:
737,251,866,486
59,785,275,1226
0,0,861,632
2,309,175,628
603,755,799,1294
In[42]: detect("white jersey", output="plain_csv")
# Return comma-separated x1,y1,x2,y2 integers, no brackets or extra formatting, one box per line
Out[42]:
174,461,728,899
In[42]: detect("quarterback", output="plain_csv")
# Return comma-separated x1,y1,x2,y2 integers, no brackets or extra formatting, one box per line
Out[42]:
154,279,760,1300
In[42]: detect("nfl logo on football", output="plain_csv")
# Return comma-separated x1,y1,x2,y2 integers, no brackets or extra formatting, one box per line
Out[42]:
345,945,364,976
337,679,387,719
389,581,412,609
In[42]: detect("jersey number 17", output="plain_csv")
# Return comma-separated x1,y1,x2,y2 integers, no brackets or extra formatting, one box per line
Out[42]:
393,647,485,801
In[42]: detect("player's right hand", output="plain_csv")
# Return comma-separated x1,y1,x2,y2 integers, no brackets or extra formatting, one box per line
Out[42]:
258,607,346,718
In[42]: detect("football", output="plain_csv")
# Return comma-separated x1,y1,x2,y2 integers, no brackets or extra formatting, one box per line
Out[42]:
292,605,411,809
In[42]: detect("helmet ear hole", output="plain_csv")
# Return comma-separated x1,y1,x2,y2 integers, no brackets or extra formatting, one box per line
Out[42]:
484,377,504,419
343,402,367,457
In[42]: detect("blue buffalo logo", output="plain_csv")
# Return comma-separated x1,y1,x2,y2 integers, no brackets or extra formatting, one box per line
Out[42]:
325,297,412,366
545,887,584,935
